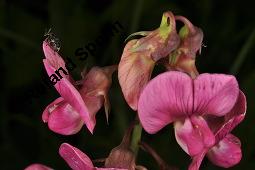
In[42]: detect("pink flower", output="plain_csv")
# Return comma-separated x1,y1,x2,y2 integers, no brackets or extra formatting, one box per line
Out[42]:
118,11,180,110
59,143,127,170
42,41,116,134
189,91,246,170
138,71,244,158
24,163,53,170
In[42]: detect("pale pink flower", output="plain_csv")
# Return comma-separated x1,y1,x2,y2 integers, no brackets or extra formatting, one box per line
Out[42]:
42,41,116,134
138,71,243,158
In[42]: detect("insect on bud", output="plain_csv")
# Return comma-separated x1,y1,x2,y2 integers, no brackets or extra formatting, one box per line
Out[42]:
44,28,61,52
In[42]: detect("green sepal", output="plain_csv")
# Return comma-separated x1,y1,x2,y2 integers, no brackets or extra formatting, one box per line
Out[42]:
179,25,189,39
124,31,151,43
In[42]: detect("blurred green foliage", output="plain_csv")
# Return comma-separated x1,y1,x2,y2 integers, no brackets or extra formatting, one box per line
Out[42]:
0,0,255,169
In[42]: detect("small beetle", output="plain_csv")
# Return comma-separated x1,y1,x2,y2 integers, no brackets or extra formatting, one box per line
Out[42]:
44,28,61,52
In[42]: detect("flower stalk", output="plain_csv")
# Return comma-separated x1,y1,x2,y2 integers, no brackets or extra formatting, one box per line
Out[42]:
130,122,143,157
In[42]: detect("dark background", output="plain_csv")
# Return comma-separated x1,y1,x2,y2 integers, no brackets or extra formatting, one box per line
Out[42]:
0,0,255,169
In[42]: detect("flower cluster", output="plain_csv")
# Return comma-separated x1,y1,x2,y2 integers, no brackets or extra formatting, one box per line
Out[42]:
26,11,246,170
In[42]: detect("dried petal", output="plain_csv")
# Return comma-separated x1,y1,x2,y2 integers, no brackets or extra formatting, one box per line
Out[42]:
167,16,203,78
80,65,117,125
175,16,204,58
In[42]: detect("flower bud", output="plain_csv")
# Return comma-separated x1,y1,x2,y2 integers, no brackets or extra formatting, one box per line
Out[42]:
105,123,136,170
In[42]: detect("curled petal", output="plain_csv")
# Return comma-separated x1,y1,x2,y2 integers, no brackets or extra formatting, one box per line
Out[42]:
138,71,193,134
24,164,53,170
59,143,94,170
131,11,179,61
47,101,84,135
207,134,242,168
174,116,214,156
152,11,180,61
214,91,246,142
42,97,64,123
225,90,246,121
175,16,204,58
194,73,239,116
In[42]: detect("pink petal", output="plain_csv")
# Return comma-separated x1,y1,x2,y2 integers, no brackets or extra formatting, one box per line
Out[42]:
194,73,239,116
43,60,94,133
207,134,242,168
174,116,214,156
224,90,246,122
42,41,67,72
188,150,207,170
42,97,64,123
138,71,193,134
24,163,53,170
59,143,94,170
214,91,246,142
47,101,84,135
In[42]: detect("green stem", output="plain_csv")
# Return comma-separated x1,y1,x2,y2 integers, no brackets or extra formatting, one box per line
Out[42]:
130,122,142,157
127,0,144,158
230,28,255,75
